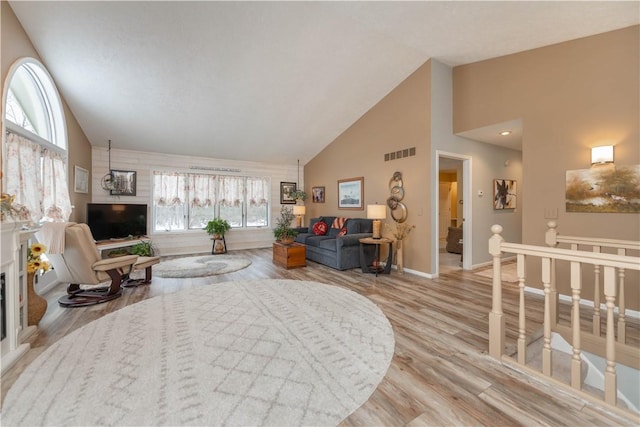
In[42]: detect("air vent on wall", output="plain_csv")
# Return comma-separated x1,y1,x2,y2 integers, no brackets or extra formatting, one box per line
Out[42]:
384,147,416,161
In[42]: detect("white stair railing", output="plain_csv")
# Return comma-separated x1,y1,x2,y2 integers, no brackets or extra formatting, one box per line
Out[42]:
545,221,640,342
489,224,640,412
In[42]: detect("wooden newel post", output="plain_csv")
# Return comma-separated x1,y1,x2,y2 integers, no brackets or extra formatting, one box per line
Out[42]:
488,224,505,359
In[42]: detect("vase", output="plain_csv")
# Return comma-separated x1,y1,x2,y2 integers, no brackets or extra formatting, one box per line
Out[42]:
27,272,48,326
396,240,404,274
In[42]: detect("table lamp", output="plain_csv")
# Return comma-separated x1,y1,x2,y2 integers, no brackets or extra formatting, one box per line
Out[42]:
293,205,306,228
367,204,386,239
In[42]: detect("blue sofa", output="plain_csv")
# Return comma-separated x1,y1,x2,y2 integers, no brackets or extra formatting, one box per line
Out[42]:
294,216,375,270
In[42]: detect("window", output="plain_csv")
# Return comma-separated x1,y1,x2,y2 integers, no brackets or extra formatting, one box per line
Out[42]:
3,58,71,223
152,171,269,232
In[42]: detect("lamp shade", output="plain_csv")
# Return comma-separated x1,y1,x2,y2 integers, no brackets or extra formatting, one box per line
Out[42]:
367,204,386,220
591,145,614,164
293,205,306,216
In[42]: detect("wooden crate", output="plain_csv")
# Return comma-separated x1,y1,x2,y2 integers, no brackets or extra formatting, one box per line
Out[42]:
272,242,306,269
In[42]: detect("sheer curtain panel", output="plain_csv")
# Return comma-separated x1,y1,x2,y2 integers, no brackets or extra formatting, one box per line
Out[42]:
41,147,72,221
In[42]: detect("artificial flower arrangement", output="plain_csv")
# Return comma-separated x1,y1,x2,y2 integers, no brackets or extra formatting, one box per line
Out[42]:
27,243,51,275
385,221,416,241
1,193,17,220
1,192,30,221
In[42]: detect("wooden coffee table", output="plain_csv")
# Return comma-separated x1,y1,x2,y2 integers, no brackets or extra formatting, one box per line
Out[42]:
272,242,306,269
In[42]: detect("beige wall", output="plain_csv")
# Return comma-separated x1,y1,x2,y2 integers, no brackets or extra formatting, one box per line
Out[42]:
305,61,432,273
1,1,92,223
453,26,640,307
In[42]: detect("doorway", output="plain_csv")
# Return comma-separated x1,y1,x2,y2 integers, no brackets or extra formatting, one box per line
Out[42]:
435,151,471,275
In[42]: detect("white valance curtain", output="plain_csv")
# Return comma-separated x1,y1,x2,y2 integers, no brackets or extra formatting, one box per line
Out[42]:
5,132,72,223
246,177,269,206
189,174,216,208
217,176,243,207
153,171,186,206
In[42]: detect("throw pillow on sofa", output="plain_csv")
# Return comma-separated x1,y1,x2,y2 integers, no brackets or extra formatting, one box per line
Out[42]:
312,221,328,235
331,217,348,229
337,227,348,237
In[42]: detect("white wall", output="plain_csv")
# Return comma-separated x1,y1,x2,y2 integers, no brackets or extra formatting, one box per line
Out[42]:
430,60,523,268
91,147,302,256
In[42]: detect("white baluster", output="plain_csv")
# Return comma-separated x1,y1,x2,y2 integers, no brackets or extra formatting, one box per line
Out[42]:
570,261,582,390
542,257,552,377
617,248,626,344
603,266,617,406
517,253,526,365
593,246,601,336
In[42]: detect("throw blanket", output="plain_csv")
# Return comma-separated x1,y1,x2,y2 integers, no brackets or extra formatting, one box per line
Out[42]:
36,222,75,254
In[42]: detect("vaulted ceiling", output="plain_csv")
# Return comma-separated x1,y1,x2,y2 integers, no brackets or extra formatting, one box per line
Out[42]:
8,1,639,164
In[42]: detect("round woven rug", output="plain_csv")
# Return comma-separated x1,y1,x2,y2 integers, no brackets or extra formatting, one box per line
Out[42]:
3,279,395,426
154,254,251,278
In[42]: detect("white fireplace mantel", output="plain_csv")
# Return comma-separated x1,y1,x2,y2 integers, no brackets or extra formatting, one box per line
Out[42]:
1,219,38,374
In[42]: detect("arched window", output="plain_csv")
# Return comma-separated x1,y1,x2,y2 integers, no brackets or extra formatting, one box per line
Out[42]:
2,58,71,223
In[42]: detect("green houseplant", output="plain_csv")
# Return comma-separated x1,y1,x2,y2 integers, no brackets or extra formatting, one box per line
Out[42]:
291,190,307,203
205,218,231,238
273,206,298,244
131,241,154,257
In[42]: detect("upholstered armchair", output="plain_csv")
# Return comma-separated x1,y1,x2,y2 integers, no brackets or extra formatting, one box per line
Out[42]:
445,226,463,254
46,223,145,307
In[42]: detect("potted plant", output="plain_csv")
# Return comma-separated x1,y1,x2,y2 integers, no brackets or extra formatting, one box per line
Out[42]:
273,206,298,244
131,241,154,257
291,190,307,203
108,248,130,258
205,218,231,238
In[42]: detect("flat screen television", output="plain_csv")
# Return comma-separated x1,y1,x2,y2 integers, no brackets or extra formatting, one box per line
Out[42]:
87,203,148,241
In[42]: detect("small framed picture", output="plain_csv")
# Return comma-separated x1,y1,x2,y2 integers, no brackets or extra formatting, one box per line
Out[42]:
74,165,89,194
494,179,516,209
311,186,325,203
338,177,364,210
111,170,137,196
280,181,296,204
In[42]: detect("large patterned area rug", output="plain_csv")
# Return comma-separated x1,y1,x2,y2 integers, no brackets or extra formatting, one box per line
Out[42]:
3,279,395,426
153,254,251,278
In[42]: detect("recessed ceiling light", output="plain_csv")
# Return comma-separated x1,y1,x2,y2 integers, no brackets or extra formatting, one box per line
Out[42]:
499,131,512,136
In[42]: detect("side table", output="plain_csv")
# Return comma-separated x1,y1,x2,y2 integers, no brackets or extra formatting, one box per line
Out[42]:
359,237,393,276
211,235,227,254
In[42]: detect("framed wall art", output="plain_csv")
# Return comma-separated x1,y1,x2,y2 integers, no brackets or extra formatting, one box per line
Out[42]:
494,179,516,209
338,177,364,210
280,181,296,204
311,186,325,203
74,165,89,194
110,170,137,196
566,164,639,213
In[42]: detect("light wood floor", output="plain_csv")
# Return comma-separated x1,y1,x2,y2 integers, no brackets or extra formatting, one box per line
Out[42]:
2,249,638,426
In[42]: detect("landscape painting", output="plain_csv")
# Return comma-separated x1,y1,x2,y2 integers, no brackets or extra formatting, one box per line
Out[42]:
338,177,363,210
566,164,640,213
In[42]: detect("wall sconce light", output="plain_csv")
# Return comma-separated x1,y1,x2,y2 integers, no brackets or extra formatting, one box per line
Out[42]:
591,145,614,165
367,204,387,239
293,205,306,228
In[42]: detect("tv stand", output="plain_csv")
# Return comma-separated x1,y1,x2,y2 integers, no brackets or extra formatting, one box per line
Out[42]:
95,237,151,257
